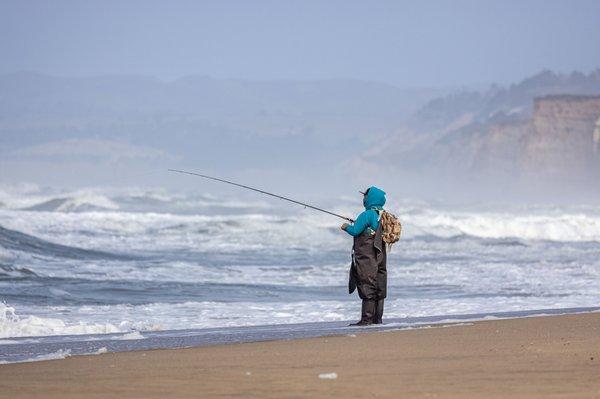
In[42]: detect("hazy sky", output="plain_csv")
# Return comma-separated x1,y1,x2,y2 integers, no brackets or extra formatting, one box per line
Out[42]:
1,0,599,87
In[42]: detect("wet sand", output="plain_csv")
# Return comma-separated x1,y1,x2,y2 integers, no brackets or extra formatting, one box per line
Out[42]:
1,312,599,398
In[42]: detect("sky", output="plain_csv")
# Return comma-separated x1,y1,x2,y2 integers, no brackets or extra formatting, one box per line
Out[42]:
1,0,599,87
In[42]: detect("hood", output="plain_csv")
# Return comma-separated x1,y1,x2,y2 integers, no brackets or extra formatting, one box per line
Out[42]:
363,186,386,210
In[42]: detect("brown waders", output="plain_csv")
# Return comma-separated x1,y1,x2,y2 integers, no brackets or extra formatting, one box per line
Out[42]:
348,223,387,325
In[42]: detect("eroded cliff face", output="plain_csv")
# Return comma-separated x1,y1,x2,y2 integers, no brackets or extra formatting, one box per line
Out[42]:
523,95,600,180
361,72,600,197
423,94,600,195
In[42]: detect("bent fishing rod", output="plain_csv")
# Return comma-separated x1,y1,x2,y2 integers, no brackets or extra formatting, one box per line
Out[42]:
168,169,354,223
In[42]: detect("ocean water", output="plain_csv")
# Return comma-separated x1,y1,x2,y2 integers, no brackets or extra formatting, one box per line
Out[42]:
1,184,600,350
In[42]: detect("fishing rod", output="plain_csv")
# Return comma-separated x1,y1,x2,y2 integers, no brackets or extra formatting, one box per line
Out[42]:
168,169,354,223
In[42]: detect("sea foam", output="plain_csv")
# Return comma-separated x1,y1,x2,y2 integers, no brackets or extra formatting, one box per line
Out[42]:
0,303,123,339
1,186,599,341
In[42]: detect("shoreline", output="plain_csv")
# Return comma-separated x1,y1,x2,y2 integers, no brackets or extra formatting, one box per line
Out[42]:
2,312,600,398
2,306,599,364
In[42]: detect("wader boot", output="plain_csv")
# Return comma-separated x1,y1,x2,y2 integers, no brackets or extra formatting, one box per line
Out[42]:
373,299,384,324
349,299,375,326
347,218,387,327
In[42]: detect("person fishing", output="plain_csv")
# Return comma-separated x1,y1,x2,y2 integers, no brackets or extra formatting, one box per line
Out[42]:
341,186,388,326
168,170,400,325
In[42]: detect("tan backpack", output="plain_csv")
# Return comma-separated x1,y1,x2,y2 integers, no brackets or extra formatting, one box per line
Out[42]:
378,210,402,250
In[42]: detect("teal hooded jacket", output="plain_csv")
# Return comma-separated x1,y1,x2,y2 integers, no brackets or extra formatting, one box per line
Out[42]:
343,186,386,237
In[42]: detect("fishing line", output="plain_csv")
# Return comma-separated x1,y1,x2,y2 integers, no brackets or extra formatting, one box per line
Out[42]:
168,169,354,222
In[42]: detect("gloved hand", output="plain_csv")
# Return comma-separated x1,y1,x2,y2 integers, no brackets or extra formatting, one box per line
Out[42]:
341,223,350,231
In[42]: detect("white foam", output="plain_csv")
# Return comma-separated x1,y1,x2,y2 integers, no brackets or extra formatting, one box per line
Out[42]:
6,288,600,340
0,303,123,339
54,193,120,212
119,331,145,340
0,186,119,212
2,201,600,277
0,185,269,213
2,287,600,340
2,186,600,340
402,208,600,242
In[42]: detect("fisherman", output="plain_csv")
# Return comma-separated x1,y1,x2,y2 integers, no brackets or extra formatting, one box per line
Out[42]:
169,169,393,326
341,186,387,326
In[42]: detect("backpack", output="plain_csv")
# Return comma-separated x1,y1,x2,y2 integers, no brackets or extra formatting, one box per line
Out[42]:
377,210,402,250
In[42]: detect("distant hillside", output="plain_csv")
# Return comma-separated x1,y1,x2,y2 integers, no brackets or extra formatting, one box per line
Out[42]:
367,70,600,192
408,70,600,135
0,72,444,150
3,69,599,198
0,72,450,187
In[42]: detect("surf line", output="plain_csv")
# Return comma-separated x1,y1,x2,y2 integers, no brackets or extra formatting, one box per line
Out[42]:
167,169,354,222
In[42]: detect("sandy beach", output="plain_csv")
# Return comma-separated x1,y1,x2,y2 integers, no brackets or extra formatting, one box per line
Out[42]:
1,312,599,398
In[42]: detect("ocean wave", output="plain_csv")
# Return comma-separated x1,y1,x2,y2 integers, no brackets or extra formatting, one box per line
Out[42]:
0,264,38,279
0,303,124,339
1,185,599,342
2,184,600,242
402,209,600,242
0,186,121,212
0,185,269,214
3,208,599,267
0,225,133,260
24,194,120,212
0,210,344,255
4,291,600,340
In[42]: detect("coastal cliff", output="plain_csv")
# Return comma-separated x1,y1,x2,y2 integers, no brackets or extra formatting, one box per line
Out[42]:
430,94,600,185
523,95,600,180
363,71,600,196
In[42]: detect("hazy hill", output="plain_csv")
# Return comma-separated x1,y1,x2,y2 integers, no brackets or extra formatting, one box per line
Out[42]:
364,70,600,199
0,72,450,189
2,70,599,199
0,72,444,148
372,70,600,165
408,70,600,135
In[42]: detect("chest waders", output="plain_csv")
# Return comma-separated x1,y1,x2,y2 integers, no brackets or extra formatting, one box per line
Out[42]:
348,220,387,325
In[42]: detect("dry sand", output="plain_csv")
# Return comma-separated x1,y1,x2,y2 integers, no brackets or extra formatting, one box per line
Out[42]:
1,312,599,398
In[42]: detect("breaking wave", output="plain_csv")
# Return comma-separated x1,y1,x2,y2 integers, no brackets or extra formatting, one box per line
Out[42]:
1,184,599,242
0,303,124,339
0,185,268,214
24,194,119,212
0,225,132,260
403,208,600,242
1,185,599,341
